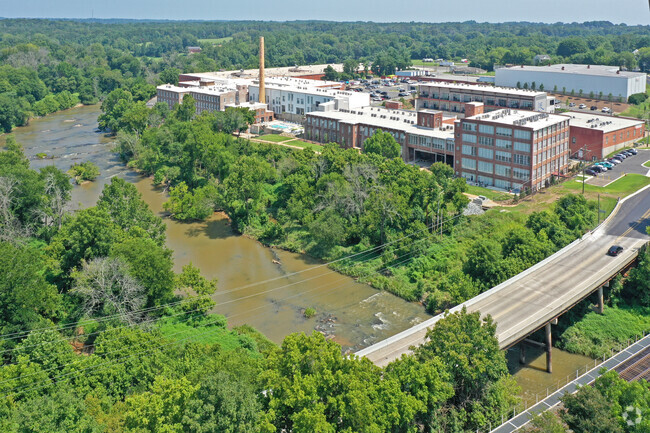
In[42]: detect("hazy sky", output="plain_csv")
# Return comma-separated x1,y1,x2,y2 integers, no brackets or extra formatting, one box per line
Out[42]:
2,0,650,24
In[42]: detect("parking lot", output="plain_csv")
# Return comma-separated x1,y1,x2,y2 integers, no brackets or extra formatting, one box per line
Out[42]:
348,79,417,107
551,93,630,115
585,148,650,186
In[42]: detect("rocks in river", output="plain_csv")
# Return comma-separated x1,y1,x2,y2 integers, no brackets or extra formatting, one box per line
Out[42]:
314,313,338,339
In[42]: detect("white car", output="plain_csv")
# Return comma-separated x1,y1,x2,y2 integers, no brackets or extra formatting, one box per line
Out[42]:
579,104,587,109
602,107,611,113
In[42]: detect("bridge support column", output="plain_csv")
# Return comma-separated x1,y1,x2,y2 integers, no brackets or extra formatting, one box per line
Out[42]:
519,343,526,365
545,322,552,374
597,286,604,315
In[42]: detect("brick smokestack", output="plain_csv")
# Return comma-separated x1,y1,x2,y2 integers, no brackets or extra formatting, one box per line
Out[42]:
259,36,266,104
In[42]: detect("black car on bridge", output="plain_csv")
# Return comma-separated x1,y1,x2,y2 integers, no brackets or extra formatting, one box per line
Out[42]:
607,245,624,256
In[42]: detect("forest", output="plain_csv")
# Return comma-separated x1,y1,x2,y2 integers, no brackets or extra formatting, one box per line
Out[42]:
2,19,650,131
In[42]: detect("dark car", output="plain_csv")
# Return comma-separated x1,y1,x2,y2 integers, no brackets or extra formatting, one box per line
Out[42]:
590,105,598,110
584,168,597,176
628,148,638,155
607,245,624,256
590,165,606,173
610,156,623,163
615,153,627,159
622,151,633,157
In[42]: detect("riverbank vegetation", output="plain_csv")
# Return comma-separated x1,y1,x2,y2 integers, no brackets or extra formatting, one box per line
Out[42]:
0,137,524,431
67,161,100,184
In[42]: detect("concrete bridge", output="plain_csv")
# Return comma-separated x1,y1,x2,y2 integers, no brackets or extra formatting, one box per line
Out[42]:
356,185,650,369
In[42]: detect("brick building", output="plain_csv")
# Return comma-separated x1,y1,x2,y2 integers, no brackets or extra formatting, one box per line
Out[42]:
415,81,551,116
156,84,246,115
305,107,455,164
455,106,570,192
564,112,645,160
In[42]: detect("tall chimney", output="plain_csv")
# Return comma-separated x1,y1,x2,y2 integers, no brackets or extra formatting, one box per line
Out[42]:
259,36,266,105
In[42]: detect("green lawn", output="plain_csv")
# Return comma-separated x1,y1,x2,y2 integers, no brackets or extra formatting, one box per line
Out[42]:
410,59,439,67
644,160,650,168
258,134,292,143
465,184,512,201
157,315,260,352
198,37,233,44
284,139,323,151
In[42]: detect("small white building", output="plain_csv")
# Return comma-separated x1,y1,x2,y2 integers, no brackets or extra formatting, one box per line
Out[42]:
495,64,647,101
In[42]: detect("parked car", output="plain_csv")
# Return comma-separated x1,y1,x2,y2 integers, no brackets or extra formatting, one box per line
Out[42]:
569,102,576,107
590,165,606,173
602,107,611,113
398,92,409,97
590,105,598,110
615,153,627,159
579,104,587,109
584,168,598,176
622,151,634,157
608,158,621,165
607,245,624,256
596,161,614,169
628,148,638,155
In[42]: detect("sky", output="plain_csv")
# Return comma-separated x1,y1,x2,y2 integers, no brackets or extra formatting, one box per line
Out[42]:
2,0,650,24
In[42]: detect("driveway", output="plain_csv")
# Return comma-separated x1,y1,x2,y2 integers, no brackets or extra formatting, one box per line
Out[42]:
585,149,650,186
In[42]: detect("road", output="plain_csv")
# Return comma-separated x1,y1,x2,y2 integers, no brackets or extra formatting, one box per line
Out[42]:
357,186,650,367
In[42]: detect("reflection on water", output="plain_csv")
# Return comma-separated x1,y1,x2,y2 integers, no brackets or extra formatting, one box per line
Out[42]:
507,345,595,404
8,105,430,351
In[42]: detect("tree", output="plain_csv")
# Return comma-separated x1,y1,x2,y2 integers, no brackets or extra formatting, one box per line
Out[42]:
181,372,261,433
520,411,568,433
560,385,623,433
125,376,199,433
97,177,166,245
67,161,100,184
322,65,339,81
111,237,176,308
159,68,180,85
621,247,650,306
342,58,358,77
174,94,196,122
71,257,147,325
0,242,60,342
98,88,133,133
557,38,588,57
363,129,401,158
175,262,218,314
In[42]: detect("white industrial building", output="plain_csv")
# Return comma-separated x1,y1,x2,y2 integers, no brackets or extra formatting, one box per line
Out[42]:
495,64,647,101
248,77,370,116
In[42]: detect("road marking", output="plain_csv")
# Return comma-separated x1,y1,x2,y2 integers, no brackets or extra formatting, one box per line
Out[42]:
616,208,650,241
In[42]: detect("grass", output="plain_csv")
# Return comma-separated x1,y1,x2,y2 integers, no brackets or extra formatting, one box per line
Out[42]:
198,37,233,44
465,184,512,202
284,139,323,151
643,160,650,168
496,173,650,218
559,305,650,358
619,99,649,118
258,134,292,143
410,59,439,66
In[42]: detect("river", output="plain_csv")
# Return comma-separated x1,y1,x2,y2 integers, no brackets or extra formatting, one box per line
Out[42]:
7,104,430,352
6,104,597,395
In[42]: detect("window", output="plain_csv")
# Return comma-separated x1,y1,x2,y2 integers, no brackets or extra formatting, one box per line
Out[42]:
479,136,494,146
462,122,477,132
462,145,477,156
462,158,476,170
496,139,512,149
514,141,531,152
514,129,532,140
496,127,512,137
513,167,530,180
495,164,511,177
572,137,576,144
478,161,493,174
478,175,494,186
478,148,493,159
462,133,477,143
478,124,494,134
461,172,475,181
495,179,511,189
513,154,531,166
496,150,511,163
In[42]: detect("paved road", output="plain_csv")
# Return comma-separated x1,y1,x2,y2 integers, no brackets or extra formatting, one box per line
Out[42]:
586,149,650,186
358,186,650,367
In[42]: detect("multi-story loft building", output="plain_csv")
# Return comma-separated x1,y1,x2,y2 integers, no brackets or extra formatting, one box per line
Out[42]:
455,106,570,192
248,77,370,116
564,112,645,160
415,81,550,116
495,64,647,101
156,84,246,114
305,107,456,164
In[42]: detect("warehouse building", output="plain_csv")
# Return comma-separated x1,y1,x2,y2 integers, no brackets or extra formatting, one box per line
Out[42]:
455,105,570,192
495,64,647,101
564,112,645,160
415,81,551,115
304,107,456,164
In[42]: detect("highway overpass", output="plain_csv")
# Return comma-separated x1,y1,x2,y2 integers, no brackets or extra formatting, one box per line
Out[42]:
357,185,650,368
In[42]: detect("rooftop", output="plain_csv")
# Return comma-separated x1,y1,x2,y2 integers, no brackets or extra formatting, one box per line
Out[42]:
418,80,546,97
498,64,646,79
308,107,455,140
181,64,345,80
561,111,644,133
464,108,569,130
157,84,237,96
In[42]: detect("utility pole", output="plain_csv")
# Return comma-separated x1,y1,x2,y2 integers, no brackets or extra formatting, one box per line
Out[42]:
598,194,601,225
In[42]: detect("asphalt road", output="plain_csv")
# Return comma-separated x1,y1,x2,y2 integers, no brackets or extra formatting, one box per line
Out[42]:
358,186,650,367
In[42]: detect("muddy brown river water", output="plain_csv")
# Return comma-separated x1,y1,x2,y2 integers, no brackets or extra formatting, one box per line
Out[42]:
6,104,595,395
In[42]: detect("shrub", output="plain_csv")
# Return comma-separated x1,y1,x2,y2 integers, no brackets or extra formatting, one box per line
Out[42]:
628,92,648,105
